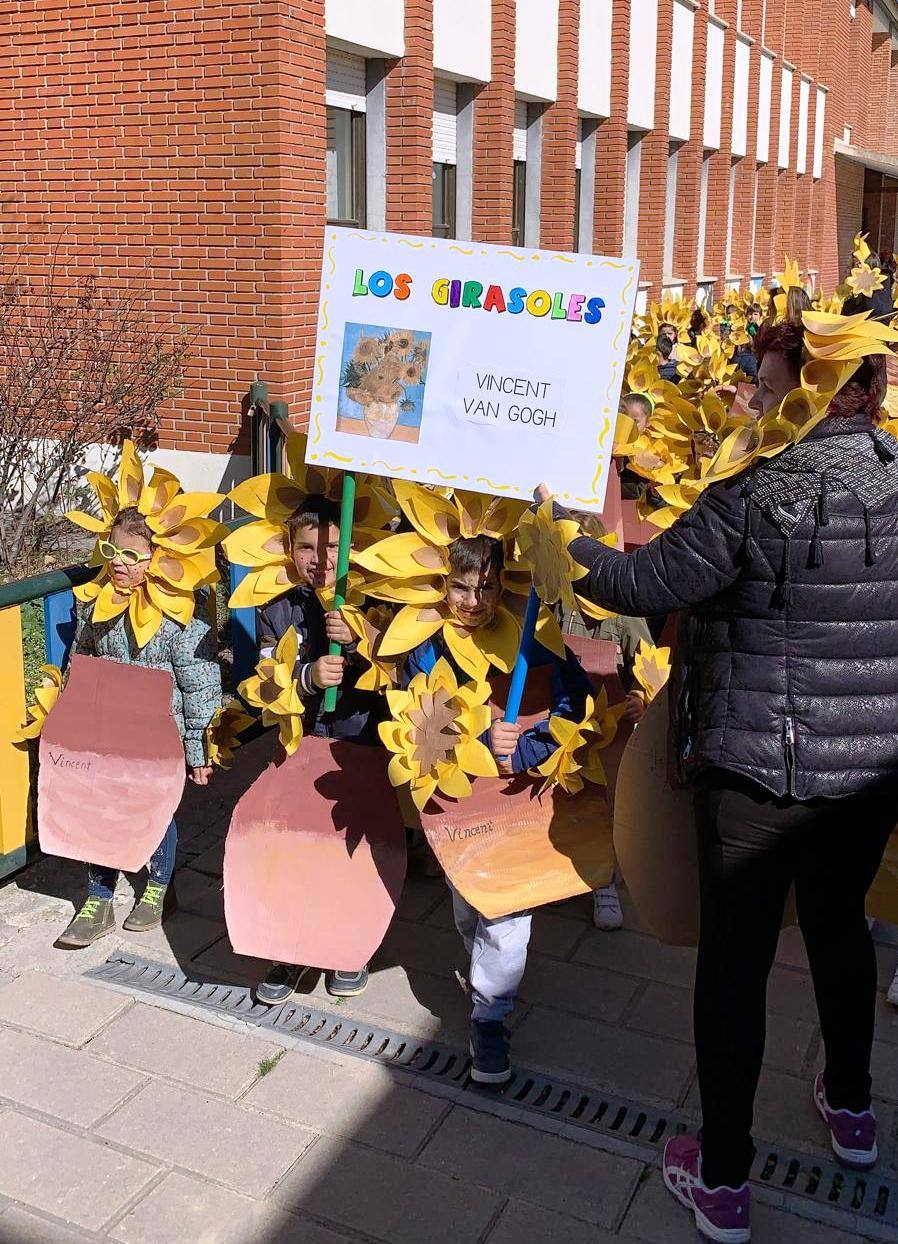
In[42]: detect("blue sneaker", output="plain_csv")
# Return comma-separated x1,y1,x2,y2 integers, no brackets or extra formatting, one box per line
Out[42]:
469,1019,511,1085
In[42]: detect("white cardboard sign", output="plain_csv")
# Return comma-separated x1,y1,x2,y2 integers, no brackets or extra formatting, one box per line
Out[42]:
306,228,639,510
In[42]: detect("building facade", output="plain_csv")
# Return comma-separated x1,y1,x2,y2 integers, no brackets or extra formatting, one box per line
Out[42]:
3,0,898,487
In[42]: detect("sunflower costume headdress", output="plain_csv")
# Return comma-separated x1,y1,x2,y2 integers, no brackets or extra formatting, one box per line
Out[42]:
352,482,528,680
65,440,227,647
223,431,395,609
615,305,898,531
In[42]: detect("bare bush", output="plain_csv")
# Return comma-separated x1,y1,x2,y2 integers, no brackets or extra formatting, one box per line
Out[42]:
0,250,193,578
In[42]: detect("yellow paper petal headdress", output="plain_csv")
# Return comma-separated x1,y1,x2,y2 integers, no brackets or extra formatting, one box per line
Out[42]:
224,430,395,609
66,440,227,648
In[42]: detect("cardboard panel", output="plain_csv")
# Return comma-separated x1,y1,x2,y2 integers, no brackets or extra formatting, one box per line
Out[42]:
614,687,796,946
420,775,614,919
224,736,406,971
38,655,185,872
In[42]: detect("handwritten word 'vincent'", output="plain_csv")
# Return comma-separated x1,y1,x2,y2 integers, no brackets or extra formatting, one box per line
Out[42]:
464,373,560,430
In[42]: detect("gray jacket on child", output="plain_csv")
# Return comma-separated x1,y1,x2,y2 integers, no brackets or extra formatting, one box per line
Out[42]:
74,602,221,768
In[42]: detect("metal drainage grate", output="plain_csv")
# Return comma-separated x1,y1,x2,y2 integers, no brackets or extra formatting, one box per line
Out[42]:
87,953,898,1237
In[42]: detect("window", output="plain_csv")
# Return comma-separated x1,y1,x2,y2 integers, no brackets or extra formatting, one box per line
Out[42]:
623,131,643,256
432,162,457,238
326,50,367,227
662,142,679,279
432,78,458,239
512,160,527,247
697,151,711,274
573,167,582,252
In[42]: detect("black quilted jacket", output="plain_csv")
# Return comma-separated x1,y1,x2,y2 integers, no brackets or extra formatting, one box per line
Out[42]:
570,416,898,799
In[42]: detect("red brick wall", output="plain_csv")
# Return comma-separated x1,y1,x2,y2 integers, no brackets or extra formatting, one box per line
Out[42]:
539,0,579,251
0,0,326,451
385,0,434,236
472,0,515,242
592,0,629,257
4,0,898,457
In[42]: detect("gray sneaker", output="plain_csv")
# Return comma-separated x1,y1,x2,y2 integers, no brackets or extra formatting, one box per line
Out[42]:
326,966,369,997
122,882,174,932
57,897,115,948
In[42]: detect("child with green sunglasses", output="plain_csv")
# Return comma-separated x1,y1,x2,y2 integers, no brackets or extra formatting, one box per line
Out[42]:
57,507,221,948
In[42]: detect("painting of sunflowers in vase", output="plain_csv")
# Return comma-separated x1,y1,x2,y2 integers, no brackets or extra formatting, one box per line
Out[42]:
337,323,432,443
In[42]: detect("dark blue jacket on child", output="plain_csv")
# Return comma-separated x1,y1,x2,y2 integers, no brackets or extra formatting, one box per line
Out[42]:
256,587,383,743
403,634,592,775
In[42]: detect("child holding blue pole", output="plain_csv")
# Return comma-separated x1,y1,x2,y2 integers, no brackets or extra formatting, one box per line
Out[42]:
402,536,591,1084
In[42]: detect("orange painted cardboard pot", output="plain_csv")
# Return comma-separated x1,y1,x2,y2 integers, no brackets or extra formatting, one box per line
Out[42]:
38,655,186,871
224,736,406,971
418,655,624,920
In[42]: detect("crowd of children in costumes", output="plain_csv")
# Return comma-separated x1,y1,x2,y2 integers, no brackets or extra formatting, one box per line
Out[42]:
25,249,898,1244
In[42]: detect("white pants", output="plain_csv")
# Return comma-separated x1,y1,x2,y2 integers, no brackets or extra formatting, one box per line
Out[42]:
450,884,532,1022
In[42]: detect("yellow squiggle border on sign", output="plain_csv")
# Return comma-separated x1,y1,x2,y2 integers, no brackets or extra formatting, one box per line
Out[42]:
449,245,475,255
322,451,353,465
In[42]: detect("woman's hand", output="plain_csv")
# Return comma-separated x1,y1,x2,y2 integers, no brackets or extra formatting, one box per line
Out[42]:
189,765,213,785
622,691,646,723
534,484,553,504
325,610,353,646
311,654,345,689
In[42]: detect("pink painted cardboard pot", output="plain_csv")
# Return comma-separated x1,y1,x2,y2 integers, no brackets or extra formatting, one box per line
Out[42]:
38,655,186,871
224,736,407,971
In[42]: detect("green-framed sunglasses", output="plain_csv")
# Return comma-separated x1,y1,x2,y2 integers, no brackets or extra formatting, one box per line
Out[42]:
98,538,153,566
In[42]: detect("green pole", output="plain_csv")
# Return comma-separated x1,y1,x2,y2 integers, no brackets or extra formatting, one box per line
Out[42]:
322,471,356,713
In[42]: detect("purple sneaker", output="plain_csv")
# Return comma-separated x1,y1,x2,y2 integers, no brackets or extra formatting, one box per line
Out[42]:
663,1135,751,1243
813,1073,878,1169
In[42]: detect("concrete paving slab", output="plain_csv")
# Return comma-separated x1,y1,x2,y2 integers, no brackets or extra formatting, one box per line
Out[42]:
513,1004,695,1107
98,1081,314,1197
110,1171,354,1244
0,1111,157,1231
0,1204,97,1243
88,1000,280,1098
0,1025,145,1125
518,956,640,1024
573,928,697,989
417,1105,644,1229
0,971,130,1046
244,1048,447,1157
484,1200,635,1244
274,1133,502,1244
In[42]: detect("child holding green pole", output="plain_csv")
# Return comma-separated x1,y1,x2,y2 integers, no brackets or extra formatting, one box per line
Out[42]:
252,481,384,1005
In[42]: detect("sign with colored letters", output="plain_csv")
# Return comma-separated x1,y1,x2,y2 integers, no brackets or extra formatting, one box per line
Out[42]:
306,228,640,511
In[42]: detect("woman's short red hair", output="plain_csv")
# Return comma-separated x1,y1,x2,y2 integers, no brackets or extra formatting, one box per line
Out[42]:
753,319,887,421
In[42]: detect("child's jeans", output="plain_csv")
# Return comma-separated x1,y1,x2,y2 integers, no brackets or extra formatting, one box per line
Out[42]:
87,820,178,901
450,884,532,1022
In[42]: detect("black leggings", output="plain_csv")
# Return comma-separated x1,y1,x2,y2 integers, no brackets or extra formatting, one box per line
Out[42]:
693,769,896,1189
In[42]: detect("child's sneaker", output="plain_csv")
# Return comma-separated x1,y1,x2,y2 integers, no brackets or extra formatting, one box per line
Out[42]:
469,1019,512,1085
813,1072,878,1168
592,882,624,931
662,1135,751,1243
57,898,115,948
122,882,174,932
326,966,369,997
887,966,898,1007
255,963,311,1006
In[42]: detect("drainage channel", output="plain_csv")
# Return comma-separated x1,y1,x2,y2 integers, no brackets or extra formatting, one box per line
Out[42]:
87,953,898,1239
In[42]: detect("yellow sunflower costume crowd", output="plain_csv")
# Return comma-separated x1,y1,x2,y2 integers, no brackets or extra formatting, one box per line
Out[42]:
23,231,898,1080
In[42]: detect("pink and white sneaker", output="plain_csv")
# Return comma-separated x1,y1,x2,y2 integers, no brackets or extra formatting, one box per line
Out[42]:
663,1135,751,1243
813,1073,878,1169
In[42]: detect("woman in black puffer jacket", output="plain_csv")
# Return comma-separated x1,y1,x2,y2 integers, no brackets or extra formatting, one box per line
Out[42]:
542,320,898,1240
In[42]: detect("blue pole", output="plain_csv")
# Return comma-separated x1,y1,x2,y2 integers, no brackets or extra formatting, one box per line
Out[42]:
229,564,257,687
42,588,77,671
503,588,540,724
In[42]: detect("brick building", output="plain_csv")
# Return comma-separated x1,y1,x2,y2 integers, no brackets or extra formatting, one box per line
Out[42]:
3,0,898,488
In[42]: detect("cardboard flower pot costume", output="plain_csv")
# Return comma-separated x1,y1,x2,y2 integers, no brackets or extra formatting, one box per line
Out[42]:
29,441,227,868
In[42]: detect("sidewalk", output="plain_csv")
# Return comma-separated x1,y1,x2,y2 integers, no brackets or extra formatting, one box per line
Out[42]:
0,732,895,1243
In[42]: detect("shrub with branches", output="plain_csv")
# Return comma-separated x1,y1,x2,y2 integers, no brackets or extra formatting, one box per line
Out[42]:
0,253,193,578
